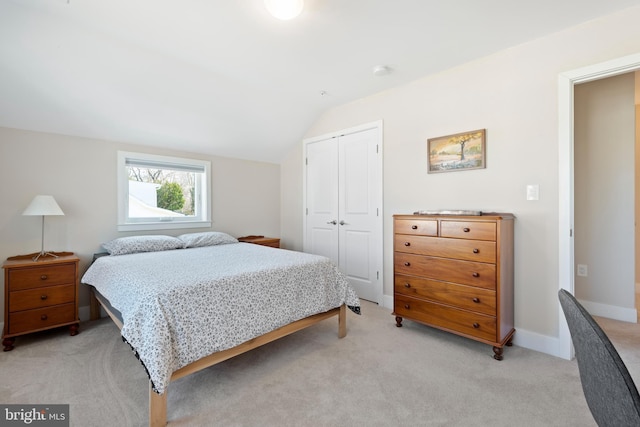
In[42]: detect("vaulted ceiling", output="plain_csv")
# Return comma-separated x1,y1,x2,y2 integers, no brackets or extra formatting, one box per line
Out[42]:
2,0,639,162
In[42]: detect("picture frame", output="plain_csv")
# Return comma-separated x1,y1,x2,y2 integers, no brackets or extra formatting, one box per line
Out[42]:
427,129,486,173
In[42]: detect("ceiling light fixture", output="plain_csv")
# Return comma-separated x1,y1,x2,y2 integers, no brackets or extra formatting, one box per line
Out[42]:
264,0,304,20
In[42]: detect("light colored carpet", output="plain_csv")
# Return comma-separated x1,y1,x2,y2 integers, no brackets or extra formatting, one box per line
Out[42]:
1,301,637,427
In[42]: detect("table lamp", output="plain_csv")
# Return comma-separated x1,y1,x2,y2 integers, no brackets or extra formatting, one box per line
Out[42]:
22,195,65,261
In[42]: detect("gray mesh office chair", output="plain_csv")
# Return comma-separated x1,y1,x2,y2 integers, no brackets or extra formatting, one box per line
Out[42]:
558,289,640,426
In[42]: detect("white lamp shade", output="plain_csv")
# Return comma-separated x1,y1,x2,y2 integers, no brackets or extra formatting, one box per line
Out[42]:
264,0,304,20
22,195,65,216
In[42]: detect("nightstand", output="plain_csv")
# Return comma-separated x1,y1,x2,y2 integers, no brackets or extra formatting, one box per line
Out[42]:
2,252,80,351
237,235,280,248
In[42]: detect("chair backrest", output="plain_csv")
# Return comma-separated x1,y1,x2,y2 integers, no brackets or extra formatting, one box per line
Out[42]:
558,289,640,426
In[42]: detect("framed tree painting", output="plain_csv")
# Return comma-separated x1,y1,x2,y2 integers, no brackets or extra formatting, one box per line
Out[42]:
427,129,486,173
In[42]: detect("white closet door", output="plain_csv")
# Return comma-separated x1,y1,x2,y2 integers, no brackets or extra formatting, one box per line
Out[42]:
338,129,380,302
304,123,383,304
305,138,339,265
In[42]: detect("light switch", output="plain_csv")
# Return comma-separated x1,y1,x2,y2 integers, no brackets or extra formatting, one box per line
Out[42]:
526,184,539,201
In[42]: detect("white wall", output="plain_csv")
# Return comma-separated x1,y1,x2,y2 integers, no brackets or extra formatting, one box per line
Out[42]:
574,73,635,312
0,127,280,322
280,5,640,354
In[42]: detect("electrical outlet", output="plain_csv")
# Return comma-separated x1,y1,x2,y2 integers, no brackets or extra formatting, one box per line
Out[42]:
577,264,588,277
526,184,539,201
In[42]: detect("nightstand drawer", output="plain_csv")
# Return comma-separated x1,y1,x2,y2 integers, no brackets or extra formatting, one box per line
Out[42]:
9,284,76,312
8,264,76,291
8,303,76,335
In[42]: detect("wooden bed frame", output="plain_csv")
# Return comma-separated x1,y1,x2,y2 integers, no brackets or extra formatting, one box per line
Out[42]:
89,289,347,427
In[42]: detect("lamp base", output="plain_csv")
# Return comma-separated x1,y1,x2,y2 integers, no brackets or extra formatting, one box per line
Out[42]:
32,251,60,262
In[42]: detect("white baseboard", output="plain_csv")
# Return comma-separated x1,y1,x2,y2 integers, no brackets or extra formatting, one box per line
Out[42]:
579,298,638,323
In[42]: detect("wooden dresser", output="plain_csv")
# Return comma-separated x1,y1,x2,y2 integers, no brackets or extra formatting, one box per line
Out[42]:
393,213,515,360
2,253,80,351
237,235,280,248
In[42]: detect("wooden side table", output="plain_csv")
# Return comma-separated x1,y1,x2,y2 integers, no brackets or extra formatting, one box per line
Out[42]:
2,252,80,351
237,235,280,248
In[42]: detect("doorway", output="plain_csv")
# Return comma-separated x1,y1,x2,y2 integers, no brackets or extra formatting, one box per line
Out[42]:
558,53,640,360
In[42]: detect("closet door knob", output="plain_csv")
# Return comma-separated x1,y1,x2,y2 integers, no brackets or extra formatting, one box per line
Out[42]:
327,220,337,225
339,220,347,226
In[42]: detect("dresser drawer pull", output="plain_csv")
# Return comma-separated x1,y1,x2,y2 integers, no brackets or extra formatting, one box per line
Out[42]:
472,323,479,328
472,272,480,277
40,275,48,280
473,248,479,254
404,242,411,246
404,304,410,310
404,262,411,267
41,314,48,321
40,295,48,300
404,283,411,288
411,225,418,229
472,297,480,303
463,227,470,232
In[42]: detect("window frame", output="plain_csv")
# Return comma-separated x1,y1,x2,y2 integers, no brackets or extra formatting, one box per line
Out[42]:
117,151,211,232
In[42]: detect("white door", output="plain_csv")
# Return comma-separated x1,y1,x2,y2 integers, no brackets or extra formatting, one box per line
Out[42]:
304,122,383,304
305,138,339,264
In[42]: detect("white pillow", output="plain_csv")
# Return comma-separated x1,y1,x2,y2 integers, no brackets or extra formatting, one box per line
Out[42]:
177,232,238,248
102,235,184,256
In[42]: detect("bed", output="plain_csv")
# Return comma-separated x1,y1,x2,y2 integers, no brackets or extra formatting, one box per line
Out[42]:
81,232,360,426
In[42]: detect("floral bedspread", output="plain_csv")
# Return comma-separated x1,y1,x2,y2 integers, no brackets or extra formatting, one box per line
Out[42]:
81,243,360,394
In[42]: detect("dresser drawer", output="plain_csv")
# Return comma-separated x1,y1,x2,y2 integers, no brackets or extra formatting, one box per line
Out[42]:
394,235,496,263
8,303,76,335
395,274,496,316
394,294,496,342
9,284,76,312
395,253,496,289
8,264,76,291
440,221,496,241
394,219,437,236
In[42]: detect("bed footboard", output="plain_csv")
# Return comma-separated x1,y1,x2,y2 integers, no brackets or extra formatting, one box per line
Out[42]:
91,296,348,427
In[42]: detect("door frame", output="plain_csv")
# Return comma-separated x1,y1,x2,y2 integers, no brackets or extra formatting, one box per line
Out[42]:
302,120,384,305
558,52,640,360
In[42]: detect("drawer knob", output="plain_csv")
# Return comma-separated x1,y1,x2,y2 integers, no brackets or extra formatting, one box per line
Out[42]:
404,304,410,309
404,283,411,288
472,272,480,278
411,225,418,230
40,275,48,280
473,248,479,254
41,314,48,321
472,297,480,303
463,227,470,232
40,295,48,300
473,323,480,329
404,262,411,267
404,242,410,246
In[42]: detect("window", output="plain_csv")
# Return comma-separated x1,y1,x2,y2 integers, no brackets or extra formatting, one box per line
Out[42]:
117,151,211,231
